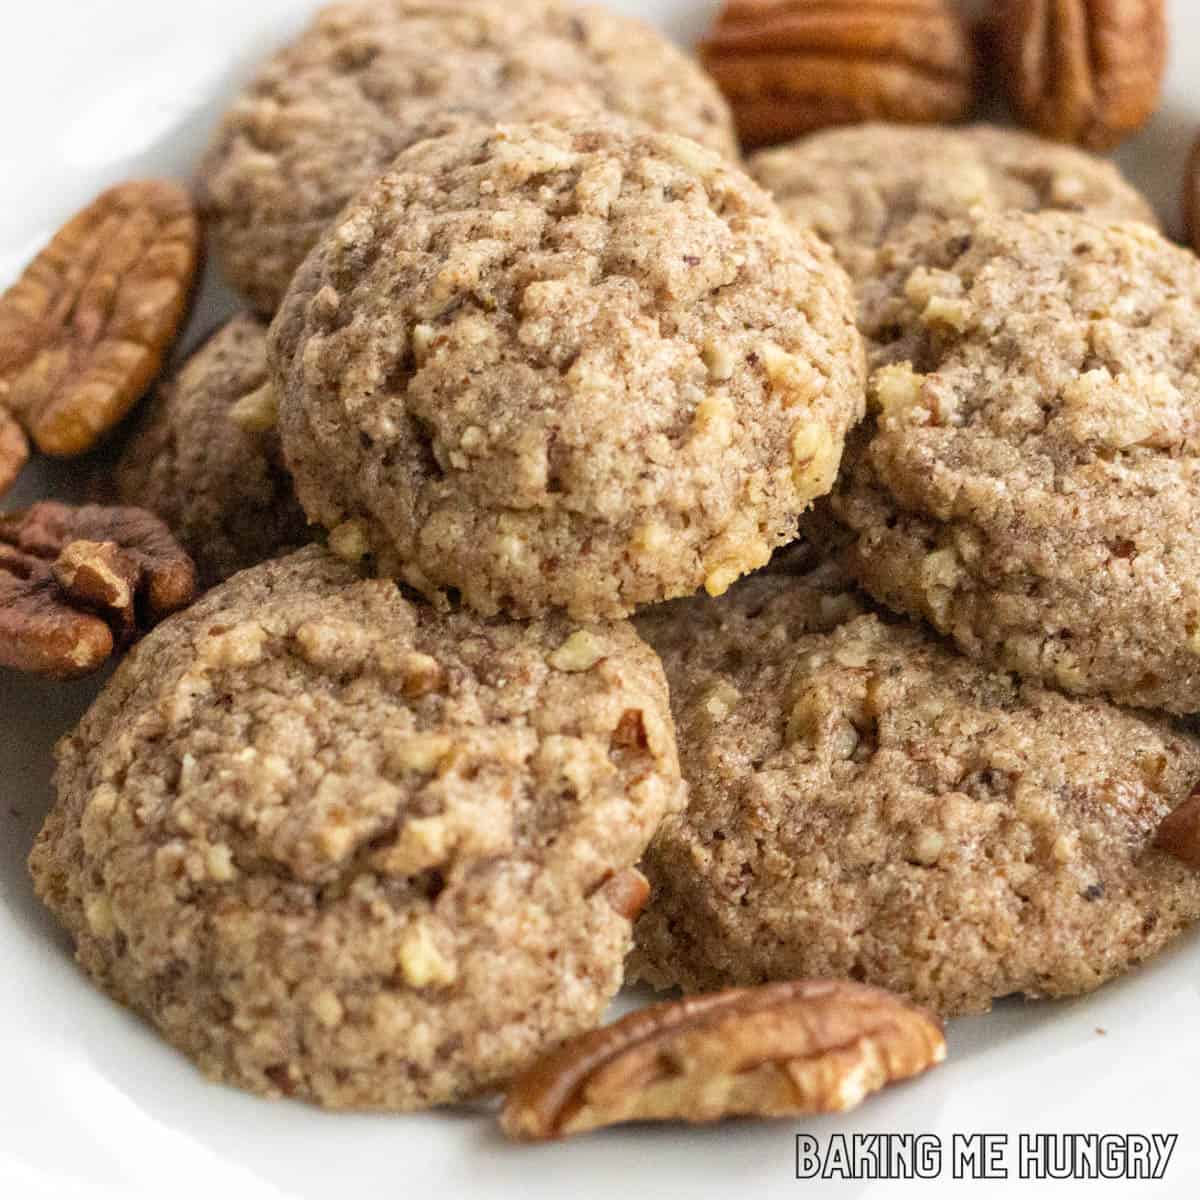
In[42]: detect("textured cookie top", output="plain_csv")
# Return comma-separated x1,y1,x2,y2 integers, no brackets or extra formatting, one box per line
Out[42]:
749,123,1157,285
835,211,1200,712
31,546,683,1109
198,0,737,312
632,571,1200,1016
273,120,864,620
116,316,309,588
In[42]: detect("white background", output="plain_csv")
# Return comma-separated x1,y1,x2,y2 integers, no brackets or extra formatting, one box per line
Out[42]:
1,2,1197,1197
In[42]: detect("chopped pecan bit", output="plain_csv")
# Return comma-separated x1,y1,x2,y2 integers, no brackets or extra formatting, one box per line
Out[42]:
1155,789,1200,869
501,979,946,1140
600,868,651,921
611,707,650,751
0,501,196,680
0,405,30,497
0,180,199,457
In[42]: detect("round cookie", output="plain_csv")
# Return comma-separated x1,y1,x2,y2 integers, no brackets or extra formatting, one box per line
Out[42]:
630,569,1200,1016
835,210,1200,713
198,0,738,313
116,316,309,588
272,119,865,620
30,546,684,1110
749,123,1157,286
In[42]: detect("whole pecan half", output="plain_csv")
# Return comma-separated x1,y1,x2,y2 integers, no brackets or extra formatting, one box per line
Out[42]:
1155,788,1200,870
0,405,30,498
0,501,196,679
0,180,199,458
996,0,1166,150
699,0,976,149
501,979,946,1140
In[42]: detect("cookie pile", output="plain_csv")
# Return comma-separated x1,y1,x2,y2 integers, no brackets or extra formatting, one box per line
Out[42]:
13,0,1200,1131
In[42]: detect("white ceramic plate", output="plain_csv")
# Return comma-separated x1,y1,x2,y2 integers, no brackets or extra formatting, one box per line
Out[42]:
2,3,1198,1197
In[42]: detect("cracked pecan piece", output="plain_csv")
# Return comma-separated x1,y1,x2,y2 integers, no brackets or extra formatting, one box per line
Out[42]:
0,180,199,457
996,0,1166,150
0,404,30,498
501,979,946,1140
0,501,196,679
699,0,976,149
1156,789,1200,870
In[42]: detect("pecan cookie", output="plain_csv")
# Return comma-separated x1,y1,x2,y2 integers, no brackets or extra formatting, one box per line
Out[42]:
30,546,684,1110
116,316,309,588
749,123,1156,287
272,119,864,620
835,211,1200,713
630,570,1200,1016
198,0,738,313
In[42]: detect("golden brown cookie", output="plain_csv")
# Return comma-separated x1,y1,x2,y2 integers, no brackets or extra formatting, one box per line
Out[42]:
631,569,1200,1016
31,546,684,1110
198,0,738,312
749,123,1157,287
272,120,864,620
116,316,309,588
836,211,1200,713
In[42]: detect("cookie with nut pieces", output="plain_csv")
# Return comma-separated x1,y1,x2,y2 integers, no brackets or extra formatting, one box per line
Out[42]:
272,118,864,620
749,123,1157,289
630,567,1200,1016
835,210,1200,713
30,545,685,1110
117,315,309,589
198,0,737,313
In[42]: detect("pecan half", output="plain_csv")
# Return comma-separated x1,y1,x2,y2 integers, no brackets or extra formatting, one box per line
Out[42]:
996,0,1166,150
0,405,30,498
0,501,196,679
699,0,976,149
1155,789,1200,870
501,979,946,1140
0,180,199,457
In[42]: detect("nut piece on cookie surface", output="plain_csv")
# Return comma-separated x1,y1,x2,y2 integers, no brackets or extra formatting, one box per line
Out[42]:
996,0,1166,150
0,502,196,680
29,546,685,1110
116,315,309,588
197,0,738,313
631,569,1200,1015
500,979,946,1140
1155,790,1200,870
271,120,864,621
699,0,975,149
0,180,198,457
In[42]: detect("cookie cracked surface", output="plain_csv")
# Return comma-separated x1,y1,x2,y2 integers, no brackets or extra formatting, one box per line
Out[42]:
272,119,864,620
30,546,684,1110
116,316,309,588
836,210,1200,713
749,123,1157,288
198,0,738,313
631,569,1200,1016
